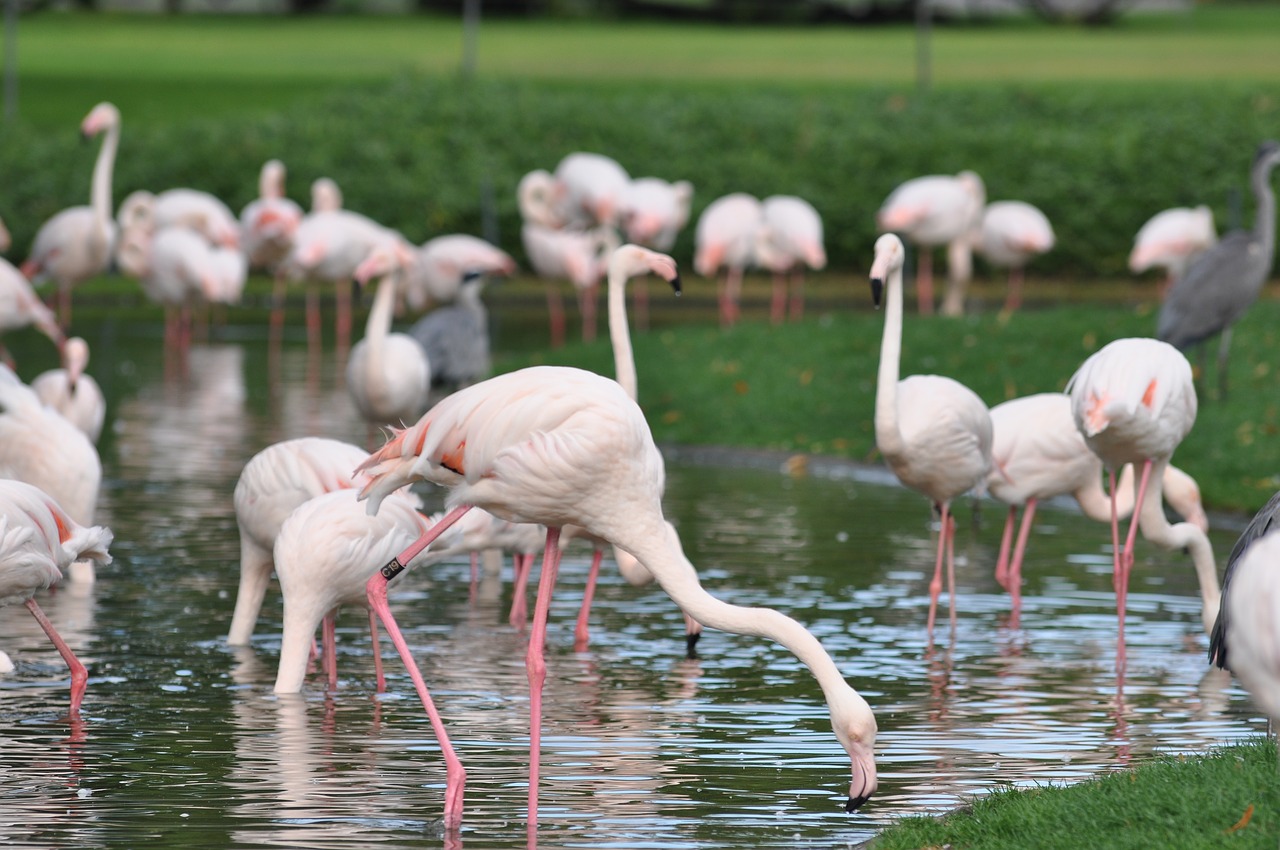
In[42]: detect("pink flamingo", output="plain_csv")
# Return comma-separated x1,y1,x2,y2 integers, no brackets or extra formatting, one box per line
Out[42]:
354,365,878,831
1129,205,1217,293
32,336,106,444
272,488,432,695
239,159,304,273
554,151,631,229
0,479,113,715
398,234,516,314
117,225,230,353
870,233,993,634
1066,337,1221,662
22,102,121,328
973,200,1055,315
520,222,616,347
877,170,985,316
987,392,1207,614
694,192,764,328
516,169,567,230
616,177,693,328
754,194,827,324
0,257,65,367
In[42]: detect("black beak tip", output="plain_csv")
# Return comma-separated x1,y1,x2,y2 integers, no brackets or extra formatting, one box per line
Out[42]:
685,631,700,659
869,277,884,309
845,793,871,813
670,274,682,295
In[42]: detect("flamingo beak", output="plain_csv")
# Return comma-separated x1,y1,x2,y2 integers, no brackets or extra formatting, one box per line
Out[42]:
669,274,682,296
844,742,877,812
870,277,884,309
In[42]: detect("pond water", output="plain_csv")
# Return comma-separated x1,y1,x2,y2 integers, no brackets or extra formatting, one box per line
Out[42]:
0,318,1263,850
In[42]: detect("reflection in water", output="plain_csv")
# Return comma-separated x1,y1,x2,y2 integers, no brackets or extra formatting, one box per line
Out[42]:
0,324,1271,849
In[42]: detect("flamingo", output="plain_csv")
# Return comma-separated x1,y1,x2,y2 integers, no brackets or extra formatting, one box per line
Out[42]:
617,177,693,328
0,257,65,367
516,169,567,230
31,336,106,444
973,200,1055,316
986,392,1208,612
876,170,985,316
869,233,993,634
22,102,121,328
310,177,343,213
1066,337,1221,661
1129,205,1217,289
754,194,827,325
694,192,764,328
398,234,516,314
0,479,113,715
117,225,230,353
272,488,433,695
151,188,240,249
239,159,303,273
354,365,878,830
520,222,616,348
1208,527,1280,727
554,151,631,229
347,244,432,437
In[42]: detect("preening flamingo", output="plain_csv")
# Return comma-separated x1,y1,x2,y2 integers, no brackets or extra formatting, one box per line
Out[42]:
1129,205,1217,287
694,192,764,328
516,169,566,230
1157,141,1280,401
0,257,64,367
1209,492,1280,719
355,365,878,830
755,194,827,325
876,170,985,316
987,392,1207,612
32,336,106,444
117,225,232,353
520,222,616,348
272,488,432,695
973,200,1055,315
869,233,993,634
0,479,113,714
239,159,304,273
22,102,121,328
1066,337,1221,661
554,151,631,229
347,243,432,435
398,234,515,314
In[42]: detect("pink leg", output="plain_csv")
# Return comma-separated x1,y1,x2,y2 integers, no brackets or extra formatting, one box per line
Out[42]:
925,505,946,636
788,270,805,322
335,278,353,355
546,285,565,349
366,569,466,830
994,505,1017,591
717,273,731,328
725,266,743,326
579,283,598,343
510,553,532,630
1003,267,1025,314
573,548,604,652
526,527,563,828
306,287,321,352
1008,498,1037,614
26,598,87,715
1116,460,1154,663
917,250,934,315
323,612,338,691
945,510,957,632
770,272,787,325
368,609,385,694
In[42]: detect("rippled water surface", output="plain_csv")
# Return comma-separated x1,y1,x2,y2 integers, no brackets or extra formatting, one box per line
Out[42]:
0,321,1264,849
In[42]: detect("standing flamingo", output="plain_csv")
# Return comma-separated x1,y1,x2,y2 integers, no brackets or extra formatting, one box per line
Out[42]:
987,392,1207,612
617,177,693,329
973,200,1055,316
22,102,121,328
521,222,616,347
877,170,985,316
1208,528,1280,727
1129,205,1217,289
32,336,106,444
347,244,432,437
694,192,764,328
398,234,516,314
117,225,229,353
1066,337,1221,661
354,365,878,830
869,233,993,634
0,479,113,715
754,195,827,325
0,257,64,367
240,159,304,273
516,169,567,230
554,152,631,229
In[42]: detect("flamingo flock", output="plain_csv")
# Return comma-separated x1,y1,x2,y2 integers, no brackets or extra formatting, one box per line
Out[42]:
3,98,1279,837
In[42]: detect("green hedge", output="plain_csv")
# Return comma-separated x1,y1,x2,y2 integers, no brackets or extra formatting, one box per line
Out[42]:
3,77,1278,280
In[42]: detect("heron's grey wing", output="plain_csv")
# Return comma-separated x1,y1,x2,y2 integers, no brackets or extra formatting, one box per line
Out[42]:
1209,488,1280,669
1157,231,1263,349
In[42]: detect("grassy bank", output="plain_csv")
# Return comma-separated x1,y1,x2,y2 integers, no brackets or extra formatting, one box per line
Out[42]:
869,737,1280,850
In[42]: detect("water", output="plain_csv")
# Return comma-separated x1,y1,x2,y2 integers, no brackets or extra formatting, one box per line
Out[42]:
0,320,1263,849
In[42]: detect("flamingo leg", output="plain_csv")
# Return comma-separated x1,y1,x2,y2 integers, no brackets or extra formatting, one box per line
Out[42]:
916,249,934,315
579,283,598,343
322,612,338,690
573,548,604,652
945,509,957,633
770,271,787,325
1008,497,1037,617
546,284,565,349
1002,266,1025,315
526,527,563,829
926,505,946,635
269,269,287,338
305,286,321,353
788,269,805,322
510,553,533,630
725,266,743,326
25,598,87,715
994,505,1017,591
368,608,385,693
335,277,353,355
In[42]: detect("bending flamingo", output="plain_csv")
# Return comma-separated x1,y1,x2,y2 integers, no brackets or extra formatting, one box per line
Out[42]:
1129,205,1217,290
355,365,878,830
973,200,1055,316
694,192,763,328
0,478,113,714
1066,337,1221,662
869,233,993,634
0,257,64,368
754,194,827,325
32,336,106,444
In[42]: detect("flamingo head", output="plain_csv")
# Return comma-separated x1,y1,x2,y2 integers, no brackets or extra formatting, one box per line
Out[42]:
868,233,905,308
609,244,681,295
81,102,120,139
830,686,878,813
63,337,90,391
260,159,287,200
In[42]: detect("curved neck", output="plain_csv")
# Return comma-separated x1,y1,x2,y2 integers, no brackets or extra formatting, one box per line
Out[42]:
608,265,638,401
1252,157,1277,261
1076,464,1136,522
90,120,119,227
364,274,398,375
874,261,906,459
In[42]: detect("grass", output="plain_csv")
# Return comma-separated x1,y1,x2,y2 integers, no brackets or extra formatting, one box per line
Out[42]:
869,737,1280,850
10,5,1280,129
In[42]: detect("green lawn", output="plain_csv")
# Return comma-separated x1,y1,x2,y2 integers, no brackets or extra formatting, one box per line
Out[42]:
10,5,1280,129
